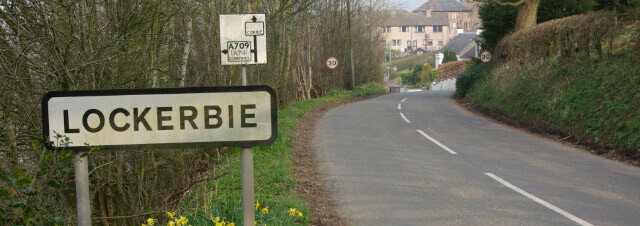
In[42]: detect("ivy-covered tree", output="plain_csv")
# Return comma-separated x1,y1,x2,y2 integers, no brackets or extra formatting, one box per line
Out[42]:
478,0,597,51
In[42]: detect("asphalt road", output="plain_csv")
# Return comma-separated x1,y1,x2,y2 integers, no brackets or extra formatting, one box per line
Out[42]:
313,90,640,226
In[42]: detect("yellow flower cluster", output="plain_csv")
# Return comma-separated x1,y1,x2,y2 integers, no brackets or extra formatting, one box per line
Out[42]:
142,218,155,226
214,216,235,226
288,208,303,217
166,212,190,226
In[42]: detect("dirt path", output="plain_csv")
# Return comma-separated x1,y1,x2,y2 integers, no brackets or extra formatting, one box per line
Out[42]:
291,95,381,226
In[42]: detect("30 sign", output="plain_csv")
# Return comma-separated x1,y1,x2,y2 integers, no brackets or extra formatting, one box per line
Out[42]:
326,57,339,70
480,50,492,64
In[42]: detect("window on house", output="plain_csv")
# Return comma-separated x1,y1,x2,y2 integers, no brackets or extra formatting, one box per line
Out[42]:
428,39,433,46
407,40,411,47
402,26,407,32
433,25,443,32
413,40,417,47
387,26,391,32
417,26,423,33
439,39,443,46
391,40,396,46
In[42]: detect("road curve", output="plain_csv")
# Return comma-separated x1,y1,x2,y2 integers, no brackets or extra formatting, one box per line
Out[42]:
313,90,640,226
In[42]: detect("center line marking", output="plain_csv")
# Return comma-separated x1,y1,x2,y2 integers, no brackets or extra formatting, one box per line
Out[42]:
417,130,457,154
398,103,402,110
401,98,407,103
485,173,593,226
399,113,411,123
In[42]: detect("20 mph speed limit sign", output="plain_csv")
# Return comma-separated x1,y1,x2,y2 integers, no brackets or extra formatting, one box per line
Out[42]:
480,50,492,64
326,57,338,70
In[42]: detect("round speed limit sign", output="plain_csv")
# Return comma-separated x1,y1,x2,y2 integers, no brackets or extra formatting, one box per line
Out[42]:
479,50,492,64
326,57,339,70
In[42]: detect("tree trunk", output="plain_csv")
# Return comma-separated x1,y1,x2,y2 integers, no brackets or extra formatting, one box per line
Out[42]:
514,0,541,31
179,7,193,88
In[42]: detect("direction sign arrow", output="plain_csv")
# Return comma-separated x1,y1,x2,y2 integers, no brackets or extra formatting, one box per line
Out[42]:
222,49,228,54
252,16,257,22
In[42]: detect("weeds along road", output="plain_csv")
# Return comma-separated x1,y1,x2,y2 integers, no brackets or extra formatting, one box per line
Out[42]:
313,90,640,226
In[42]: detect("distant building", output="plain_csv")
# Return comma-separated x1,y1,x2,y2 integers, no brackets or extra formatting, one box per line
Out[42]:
413,0,474,34
441,32,480,60
381,12,451,52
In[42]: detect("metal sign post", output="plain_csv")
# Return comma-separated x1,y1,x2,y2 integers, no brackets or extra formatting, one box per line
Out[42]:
220,13,267,226
74,153,91,226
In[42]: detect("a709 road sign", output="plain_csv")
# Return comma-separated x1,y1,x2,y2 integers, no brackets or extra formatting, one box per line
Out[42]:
42,86,277,150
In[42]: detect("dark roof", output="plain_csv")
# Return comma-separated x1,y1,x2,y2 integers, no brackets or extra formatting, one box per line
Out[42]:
413,0,472,13
381,12,449,27
441,33,477,56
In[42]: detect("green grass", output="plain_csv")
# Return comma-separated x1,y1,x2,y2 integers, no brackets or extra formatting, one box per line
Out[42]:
177,85,387,226
467,50,640,156
384,53,434,72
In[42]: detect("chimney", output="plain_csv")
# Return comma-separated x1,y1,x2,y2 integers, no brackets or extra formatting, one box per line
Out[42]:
426,0,433,17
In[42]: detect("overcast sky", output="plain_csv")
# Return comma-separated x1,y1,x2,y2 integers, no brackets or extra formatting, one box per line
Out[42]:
388,0,426,11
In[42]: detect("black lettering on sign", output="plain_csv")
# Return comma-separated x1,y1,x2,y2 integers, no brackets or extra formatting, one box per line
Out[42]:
204,105,222,129
241,104,257,128
109,108,130,132
157,107,173,130
228,105,234,128
134,108,152,131
83,109,105,133
64,110,80,133
180,106,198,130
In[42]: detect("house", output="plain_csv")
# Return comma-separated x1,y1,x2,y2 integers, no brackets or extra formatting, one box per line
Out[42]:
381,12,450,52
440,32,480,60
413,0,474,35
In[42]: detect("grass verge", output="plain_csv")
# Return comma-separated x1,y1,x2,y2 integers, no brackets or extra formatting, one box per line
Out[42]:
173,85,387,226
465,50,639,162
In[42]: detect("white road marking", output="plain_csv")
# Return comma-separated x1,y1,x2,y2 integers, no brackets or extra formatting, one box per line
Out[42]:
485,173,594,226
399,113,411,124
401,98,407,103
398,103,402,110
416,130,457,155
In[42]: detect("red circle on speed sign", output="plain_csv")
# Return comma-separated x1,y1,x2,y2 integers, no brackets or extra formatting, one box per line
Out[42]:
479,50,492,64
326,57,339,70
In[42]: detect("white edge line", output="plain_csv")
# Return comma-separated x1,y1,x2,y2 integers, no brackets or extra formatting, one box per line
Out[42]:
401,98,407,103
485,173,593,226
398,103,402,110
416,130,457,155
399,113,411,124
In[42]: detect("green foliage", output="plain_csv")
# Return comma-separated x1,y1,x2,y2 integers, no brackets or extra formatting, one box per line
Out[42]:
597,0,640,20
479,0,597,51
183,86,387,225
467,51,640,157
442,50,458,64
0,140,75,226
456,59,487,97
401,64,438,87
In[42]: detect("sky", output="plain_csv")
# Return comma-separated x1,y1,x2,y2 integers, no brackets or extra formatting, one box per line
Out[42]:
388,0,427,11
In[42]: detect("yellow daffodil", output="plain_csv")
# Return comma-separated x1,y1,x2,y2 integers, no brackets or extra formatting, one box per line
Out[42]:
228,223,235,226
254,221,257,225
168,221,175,226
298,212,303,217
167,212,176,220
146,218,154,225
221,222,226,226
256,200,260,210
261,207,269,214
216,222,223,226
288,208,296,216
215,217,220,223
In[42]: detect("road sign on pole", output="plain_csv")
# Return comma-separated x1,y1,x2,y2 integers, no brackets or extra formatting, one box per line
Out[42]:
42,86,277,226
326,57,339,70
220,14,267,65
480,50,492,64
